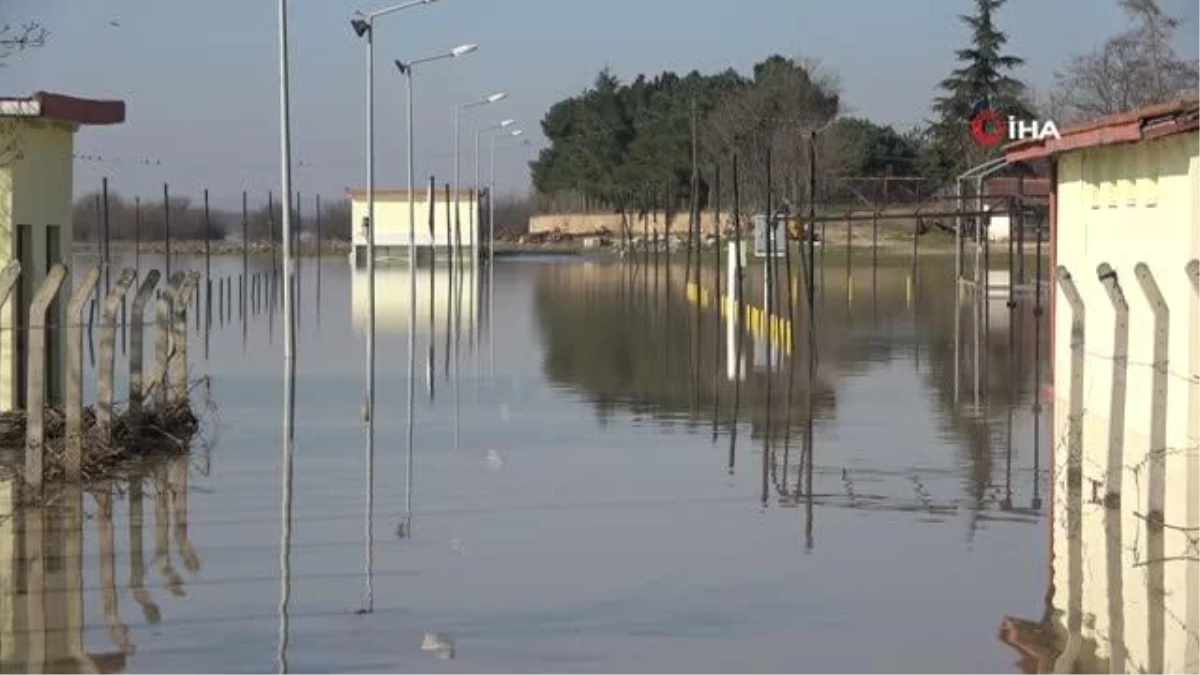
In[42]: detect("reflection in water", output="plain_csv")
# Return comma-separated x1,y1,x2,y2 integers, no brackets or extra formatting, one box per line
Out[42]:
534,260,1046,525
350,263,479,338
0,458,199,673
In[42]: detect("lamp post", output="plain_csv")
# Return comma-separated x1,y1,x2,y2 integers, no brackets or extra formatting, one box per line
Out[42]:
474,119,515,265
455,92,506,266
350,0,439,615
487,128,523,377
394,42,477,532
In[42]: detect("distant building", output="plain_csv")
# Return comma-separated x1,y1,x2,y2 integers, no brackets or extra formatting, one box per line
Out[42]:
982,177,1050,242
0,92,125,411
345,187,480,265
1001,97,1199,673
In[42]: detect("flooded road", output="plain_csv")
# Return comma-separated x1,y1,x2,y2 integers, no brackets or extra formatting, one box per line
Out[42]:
2,252,1056,672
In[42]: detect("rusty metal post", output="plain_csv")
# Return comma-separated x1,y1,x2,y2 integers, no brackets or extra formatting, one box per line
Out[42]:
1097,263,1128,504
128,271,161,422
25,264,68,493
170,272,201,405
66,267,102,479
154,272,186,411
98,269,138,439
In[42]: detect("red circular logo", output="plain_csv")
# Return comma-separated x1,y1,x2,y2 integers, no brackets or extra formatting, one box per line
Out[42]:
969,108,1006,147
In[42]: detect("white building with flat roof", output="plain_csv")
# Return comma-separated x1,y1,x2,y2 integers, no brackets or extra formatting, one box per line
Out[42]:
346,187,480,266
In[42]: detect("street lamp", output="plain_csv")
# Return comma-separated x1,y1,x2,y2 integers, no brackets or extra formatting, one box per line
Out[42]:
475,119,515,264
455,92,507,265
349,0,440,615
393,41,477,534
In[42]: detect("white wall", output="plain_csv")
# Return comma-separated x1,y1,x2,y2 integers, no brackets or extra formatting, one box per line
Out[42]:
1051,131,1199,672
349,193,478,249
350,263,478,335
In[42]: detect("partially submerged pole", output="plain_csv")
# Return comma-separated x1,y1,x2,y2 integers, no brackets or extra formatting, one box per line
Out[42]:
171,272,201,405
66,267,102,480
128,271,161,423
98,269,138,440
25,264,69,495
153,273,186,411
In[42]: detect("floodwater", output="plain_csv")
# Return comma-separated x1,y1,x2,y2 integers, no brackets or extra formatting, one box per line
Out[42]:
1,250,1062,673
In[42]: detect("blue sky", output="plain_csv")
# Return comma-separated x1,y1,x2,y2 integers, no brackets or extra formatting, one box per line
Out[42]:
3,0,1197,209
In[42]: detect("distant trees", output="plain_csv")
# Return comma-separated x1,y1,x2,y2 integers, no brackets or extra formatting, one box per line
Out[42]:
1051,0,1199,123
70,191,353,242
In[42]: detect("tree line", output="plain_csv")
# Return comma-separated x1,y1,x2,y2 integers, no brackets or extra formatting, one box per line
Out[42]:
71,191,353,242
528,0,1198,216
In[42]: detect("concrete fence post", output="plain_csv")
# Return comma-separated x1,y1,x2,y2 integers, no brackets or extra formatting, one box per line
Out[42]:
1133,263,1169,523
170,272,200,405
1097,263,1129,505
1055,266,1085,486
128,271,161,422
1133,262,1168,675
97,269,138,439
154,272,186,412
1180,258,1200,295
65,266,101,480
24,264,68,494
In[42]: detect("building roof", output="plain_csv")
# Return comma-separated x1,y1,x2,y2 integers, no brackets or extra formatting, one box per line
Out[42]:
0,91,125,125
346,187,478,201
1005,97,1199,163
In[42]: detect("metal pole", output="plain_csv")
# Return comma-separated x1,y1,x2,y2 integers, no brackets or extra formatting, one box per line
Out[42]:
475,127,482,265
454,105,462,265
404,66,417,532
163,183,171,283
279,0,296,395
489,133,497,378
102,177,111,296
364,19,377,585
806,131,816,318
134,197,141,279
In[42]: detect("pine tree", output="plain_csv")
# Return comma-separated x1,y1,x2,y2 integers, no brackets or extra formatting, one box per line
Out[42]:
926,0,1030,183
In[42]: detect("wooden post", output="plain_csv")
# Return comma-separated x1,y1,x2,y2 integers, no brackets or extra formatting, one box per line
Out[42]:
25,264,69,494
98,269,138,439
170,272,201,405
154,272,186,411
128,271,161,422
65,266,101,479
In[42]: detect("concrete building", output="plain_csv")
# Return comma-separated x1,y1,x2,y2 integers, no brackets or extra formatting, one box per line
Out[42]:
1001,97,1199,673
346,187,480,265
0,92,125,411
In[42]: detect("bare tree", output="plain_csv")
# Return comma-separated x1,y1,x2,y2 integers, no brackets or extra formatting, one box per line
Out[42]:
0,21,47,65
0,21,48,167
1052,0,1199,122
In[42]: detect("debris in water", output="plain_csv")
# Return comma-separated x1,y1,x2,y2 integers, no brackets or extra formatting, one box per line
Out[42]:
485,449,505,471
421,632,455,659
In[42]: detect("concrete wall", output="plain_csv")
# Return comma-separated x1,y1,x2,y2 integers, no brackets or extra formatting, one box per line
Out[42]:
1051,131,1199,672
529,210,731,237
0,119,75,412
350,262,478,336
350,193,477,250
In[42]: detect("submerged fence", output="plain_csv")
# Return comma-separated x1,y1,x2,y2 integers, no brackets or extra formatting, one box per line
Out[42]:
1049,257,1200,673
0,261,204,495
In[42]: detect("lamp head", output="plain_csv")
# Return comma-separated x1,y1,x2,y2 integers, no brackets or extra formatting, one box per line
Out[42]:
510,129,524,137
394,59,410,74
451,43,478,57
500,119,515,128
350,18,371,37
486,92,507,104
